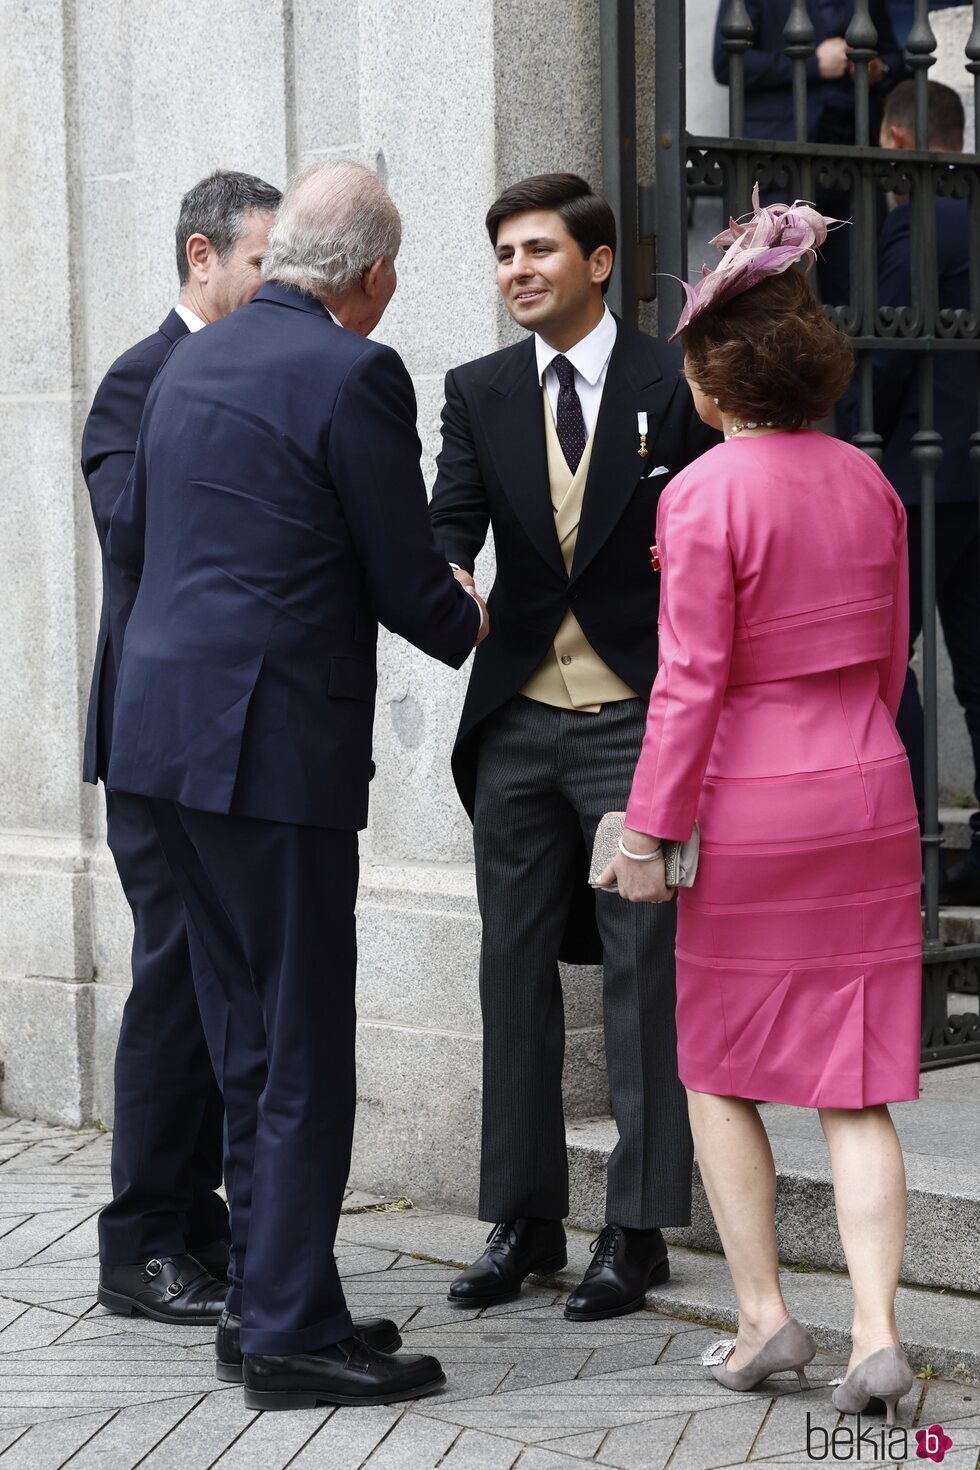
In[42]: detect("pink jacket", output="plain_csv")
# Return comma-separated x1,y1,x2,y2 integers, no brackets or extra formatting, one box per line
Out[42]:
624,430,910,841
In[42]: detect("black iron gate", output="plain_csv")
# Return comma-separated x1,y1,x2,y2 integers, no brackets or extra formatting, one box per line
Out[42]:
602,0,980,1065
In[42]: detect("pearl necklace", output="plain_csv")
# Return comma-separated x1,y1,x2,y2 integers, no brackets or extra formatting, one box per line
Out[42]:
724,419,780,441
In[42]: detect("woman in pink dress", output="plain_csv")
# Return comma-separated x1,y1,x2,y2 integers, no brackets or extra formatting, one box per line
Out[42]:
599,194,921,1424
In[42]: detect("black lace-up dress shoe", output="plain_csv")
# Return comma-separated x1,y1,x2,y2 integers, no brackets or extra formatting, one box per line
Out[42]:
563,1224,669,1321
242,1336,445,1409
215,1307,403,1383
98,1254,227,1325
447,1217,567,1307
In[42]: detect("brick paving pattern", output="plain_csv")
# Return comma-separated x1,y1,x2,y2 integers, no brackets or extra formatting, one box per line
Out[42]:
0,1116,977,1468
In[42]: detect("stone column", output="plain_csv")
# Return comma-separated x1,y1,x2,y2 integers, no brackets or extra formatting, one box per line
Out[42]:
0,0,96,1122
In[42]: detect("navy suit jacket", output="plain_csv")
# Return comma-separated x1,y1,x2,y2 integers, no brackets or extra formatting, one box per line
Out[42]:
873,196,976,505
80,309,190,782
106,281,480,832
712,0,902,142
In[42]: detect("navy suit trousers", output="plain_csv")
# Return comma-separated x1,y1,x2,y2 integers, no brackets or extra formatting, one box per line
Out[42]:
148,799,358,1357
98,789,229,1264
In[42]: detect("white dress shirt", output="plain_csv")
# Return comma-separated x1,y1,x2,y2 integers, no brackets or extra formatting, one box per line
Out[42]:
535,305,618,435
174,303,207,333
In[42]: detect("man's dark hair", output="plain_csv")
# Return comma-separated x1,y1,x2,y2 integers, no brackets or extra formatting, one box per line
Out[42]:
485,173,617,294
175,169,282,284
883,79,964,150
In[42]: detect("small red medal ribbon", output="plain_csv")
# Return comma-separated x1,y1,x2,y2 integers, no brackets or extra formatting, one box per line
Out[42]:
650,544,661,572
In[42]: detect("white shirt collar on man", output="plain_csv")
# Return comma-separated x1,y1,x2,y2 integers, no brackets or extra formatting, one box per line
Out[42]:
174,303,207,333
535,304,618,438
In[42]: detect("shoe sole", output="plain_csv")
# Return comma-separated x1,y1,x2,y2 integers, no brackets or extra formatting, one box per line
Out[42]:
242,1370,446,1410
562,1257,671,1321
216,1333,403,1385
446,1250,568,1308
97,1286,222,1326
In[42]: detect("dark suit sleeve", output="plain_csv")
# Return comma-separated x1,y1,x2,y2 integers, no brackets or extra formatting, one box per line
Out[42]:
713,0,819,91
326,344,481,667
428,368,492,574
872,0,904,90
104,430,149,665
872,208,915,447
81,350,159,547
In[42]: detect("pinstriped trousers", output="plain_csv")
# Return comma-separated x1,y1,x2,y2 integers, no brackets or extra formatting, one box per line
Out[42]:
472,695,694,1229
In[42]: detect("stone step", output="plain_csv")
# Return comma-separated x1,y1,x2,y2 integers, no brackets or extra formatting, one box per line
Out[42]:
337,1196,980,1385
638,1243,980,1384
566,1063,980,1295
940,806,974,851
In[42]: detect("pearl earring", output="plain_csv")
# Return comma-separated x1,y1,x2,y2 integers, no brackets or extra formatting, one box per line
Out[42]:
712,396,720,404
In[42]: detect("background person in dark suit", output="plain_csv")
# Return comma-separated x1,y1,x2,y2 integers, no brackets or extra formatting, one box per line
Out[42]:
873,80,980,901
431,174,718,1323
712,0,903,305
82,170,280,1324
106,161,487,1410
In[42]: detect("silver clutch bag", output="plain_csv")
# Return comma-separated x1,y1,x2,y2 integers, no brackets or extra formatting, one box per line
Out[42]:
588,811,700,891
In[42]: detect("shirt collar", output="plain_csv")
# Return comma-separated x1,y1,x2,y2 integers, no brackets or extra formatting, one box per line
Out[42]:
174,303,207,333
535,304,617,386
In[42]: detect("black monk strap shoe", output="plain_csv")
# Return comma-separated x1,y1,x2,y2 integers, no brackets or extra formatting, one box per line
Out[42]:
98,1254,227,1325
215,1307,403,1383
447,1217,567,1307
563,1223,669,1321
242,1337,446,1409
189,1237,231,1283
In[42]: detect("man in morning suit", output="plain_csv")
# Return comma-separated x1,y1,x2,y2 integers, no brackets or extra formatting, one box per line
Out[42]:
106,161,488,1409
874,81,980,903
82,170,280,1324
431,174,717,1320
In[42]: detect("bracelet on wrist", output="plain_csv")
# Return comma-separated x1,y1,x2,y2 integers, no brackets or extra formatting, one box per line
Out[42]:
618,838,662,862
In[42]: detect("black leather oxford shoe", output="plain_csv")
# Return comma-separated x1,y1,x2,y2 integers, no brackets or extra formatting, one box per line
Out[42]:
98,1254,227,1325
242,1337,445,1409
563,1224,669,1321
448,1218,567,1307
215,1307,403,1382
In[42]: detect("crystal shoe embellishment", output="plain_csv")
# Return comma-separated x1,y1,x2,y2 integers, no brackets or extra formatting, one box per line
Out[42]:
701,1338,737,1367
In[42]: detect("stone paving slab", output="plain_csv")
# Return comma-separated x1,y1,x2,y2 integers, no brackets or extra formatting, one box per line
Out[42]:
0,1118,977,1469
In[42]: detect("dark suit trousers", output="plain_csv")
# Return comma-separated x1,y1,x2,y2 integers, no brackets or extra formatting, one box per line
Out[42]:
473,695,693,1229
98,789,229,1264
148,799,357,1357
898,504,980,837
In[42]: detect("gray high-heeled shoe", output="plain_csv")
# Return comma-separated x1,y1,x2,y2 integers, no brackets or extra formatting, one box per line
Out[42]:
831,1347,914,1427
703,1317,816,1392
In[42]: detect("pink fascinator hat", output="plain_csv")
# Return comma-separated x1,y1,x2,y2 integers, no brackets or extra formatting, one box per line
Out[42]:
670,184,846,341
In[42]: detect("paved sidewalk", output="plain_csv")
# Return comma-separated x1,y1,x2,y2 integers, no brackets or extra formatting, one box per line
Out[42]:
0,1117,977,1469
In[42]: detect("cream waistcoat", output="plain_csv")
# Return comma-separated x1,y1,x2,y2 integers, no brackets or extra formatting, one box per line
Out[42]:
520,389,638,712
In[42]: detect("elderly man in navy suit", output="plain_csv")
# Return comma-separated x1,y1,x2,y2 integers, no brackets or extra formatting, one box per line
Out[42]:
83,170,280,1323
106,160,487,1409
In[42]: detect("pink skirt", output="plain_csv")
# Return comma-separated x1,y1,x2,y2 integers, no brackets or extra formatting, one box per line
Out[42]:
675,750,923,1109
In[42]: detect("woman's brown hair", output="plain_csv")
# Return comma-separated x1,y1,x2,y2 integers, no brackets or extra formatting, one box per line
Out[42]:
682,268,853,429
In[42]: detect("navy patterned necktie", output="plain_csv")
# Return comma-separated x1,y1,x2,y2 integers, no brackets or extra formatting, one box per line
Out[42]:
552,354,588,475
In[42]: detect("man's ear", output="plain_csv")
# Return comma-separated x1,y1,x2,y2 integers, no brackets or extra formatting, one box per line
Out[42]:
362,255,388,299
591,244,614,287
185,233,213,282
887,122,913,150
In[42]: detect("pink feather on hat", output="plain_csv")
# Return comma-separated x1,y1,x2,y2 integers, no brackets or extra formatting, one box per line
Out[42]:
670,183,846,341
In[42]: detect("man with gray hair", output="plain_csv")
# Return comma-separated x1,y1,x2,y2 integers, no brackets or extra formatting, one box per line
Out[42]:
83,169,281,1326
105,160,486,1408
